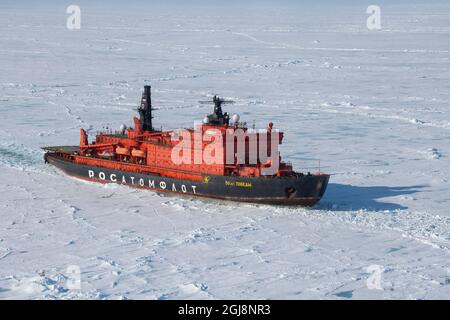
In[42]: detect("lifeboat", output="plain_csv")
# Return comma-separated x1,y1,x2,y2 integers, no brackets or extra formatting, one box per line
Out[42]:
116,147,130,155
99,152,115,158
131,148,146,158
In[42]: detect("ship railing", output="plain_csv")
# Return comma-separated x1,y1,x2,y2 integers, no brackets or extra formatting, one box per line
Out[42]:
95,129,125,135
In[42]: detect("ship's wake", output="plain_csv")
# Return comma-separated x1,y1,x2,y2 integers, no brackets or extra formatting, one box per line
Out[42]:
0,143,52,174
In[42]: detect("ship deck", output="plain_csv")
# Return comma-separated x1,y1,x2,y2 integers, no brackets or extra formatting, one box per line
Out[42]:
42,146,80,153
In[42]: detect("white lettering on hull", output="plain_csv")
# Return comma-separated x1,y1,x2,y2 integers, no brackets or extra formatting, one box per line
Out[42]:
88,170,197,194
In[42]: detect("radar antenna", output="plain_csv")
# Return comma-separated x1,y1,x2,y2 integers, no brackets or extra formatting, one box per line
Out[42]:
199,95,234,126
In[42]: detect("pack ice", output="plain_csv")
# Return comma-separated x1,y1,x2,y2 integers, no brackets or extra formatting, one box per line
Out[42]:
0,2,449,299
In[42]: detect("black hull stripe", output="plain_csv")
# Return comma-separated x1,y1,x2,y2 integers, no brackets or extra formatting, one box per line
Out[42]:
46,154,329,206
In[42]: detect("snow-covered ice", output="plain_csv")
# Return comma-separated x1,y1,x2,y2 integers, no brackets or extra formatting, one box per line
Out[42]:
0,1,449,299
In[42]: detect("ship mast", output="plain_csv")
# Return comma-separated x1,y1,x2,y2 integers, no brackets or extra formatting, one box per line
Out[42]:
138,85,154,131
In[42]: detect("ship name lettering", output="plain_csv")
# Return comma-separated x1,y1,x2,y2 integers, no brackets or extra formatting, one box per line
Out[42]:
87,170,197,195
236,181,252,187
